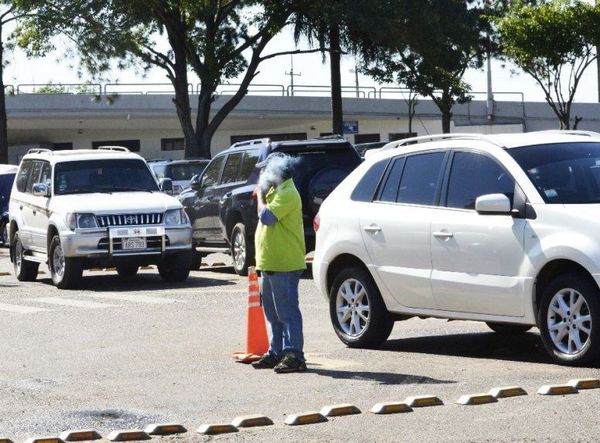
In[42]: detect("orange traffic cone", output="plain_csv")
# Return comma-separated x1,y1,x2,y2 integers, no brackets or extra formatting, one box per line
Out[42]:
233,266,269,363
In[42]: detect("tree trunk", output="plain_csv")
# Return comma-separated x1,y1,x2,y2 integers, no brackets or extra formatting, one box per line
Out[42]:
329,24,343,136
441,106,452,133
171,72,199,159
0,28,8,164
195,86,214,159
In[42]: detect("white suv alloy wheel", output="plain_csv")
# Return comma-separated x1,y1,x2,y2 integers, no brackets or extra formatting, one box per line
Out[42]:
336,278,370,337
52,243,66,278
547,288,592,355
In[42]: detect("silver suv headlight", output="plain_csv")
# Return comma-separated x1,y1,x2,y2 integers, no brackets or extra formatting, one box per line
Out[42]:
164,208,189,226
65,213,98,230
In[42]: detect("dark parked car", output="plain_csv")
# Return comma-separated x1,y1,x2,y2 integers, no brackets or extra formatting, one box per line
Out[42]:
178,137,362,275
0,165,18,246
151,159,210,194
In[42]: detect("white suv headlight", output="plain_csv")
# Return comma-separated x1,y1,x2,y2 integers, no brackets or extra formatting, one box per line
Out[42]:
164,209,188,225
77,213,98,229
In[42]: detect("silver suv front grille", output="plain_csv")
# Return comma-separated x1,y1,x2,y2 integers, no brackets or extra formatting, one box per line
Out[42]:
96,213,163,227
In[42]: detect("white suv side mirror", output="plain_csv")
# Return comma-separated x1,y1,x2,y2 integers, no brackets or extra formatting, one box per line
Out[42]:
32,183,50,198
475,193,511,214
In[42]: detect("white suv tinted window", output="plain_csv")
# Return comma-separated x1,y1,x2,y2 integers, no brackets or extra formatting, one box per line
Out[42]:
446,152,515,210
397,152,445,205
350,159,389,202
16,160,34,192
378,157,405,202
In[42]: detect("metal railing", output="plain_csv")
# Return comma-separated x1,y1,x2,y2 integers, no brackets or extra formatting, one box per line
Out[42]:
6,82,526,107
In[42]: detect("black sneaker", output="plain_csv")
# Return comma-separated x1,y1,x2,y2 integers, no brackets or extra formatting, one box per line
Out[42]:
273,353,307,373
251,353,280,369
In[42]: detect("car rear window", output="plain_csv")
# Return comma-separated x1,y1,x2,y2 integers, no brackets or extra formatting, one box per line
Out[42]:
351,159,389,202
276,144,362,181
166,163,208,181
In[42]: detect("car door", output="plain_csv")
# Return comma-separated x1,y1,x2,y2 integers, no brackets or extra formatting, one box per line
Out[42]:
13,160,37,248
190,155,225,242
430,150,527,317
29,161,52,252
360,151,447,310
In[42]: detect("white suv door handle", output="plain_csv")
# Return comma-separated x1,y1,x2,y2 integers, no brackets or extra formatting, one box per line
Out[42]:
433,231,454,239
363,225,382,233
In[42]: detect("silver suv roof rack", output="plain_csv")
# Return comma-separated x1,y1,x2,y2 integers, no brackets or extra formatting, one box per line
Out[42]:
97,146,130,152
26,148,53,155
379,133,506,153
537,130,600,138
230,138,271,149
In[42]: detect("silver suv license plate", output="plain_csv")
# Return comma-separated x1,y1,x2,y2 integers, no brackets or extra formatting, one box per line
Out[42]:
123,237,147,250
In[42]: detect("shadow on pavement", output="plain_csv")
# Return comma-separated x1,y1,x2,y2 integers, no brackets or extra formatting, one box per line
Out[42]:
36,273,240,292
307,367,455,385
379,331,594,366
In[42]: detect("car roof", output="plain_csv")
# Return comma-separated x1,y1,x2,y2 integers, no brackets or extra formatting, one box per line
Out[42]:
167,159,210,165
21,147,144,164
365,130,600,162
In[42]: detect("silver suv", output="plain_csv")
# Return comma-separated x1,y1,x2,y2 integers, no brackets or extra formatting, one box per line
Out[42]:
8,147,193,289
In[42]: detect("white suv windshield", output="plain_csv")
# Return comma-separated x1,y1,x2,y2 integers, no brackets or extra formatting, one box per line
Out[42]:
54,159,159,195
510,142,600,204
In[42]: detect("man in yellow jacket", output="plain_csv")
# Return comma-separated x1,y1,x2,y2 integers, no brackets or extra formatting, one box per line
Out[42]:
252,152,307,373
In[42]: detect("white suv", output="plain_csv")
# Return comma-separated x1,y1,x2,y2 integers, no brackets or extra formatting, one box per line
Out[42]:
8,147,192,289
314,131,600,365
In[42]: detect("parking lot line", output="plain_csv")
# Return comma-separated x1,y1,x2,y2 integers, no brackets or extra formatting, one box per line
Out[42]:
29,297,119,309
0,302,50,313
81,293,179,305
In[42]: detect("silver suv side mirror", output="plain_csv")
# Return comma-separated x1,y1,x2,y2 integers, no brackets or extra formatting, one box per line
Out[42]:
32,183,50,198
475,193,511,214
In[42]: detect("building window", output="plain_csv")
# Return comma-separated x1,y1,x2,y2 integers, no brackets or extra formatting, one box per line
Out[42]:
92,139,140,152
161,138,184,151
52,142,73,151
354,133,381,144
230,133,307,144
389,132,417,141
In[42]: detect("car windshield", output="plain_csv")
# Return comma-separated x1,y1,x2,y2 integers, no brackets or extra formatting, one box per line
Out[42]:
54,159,159,195
509,142,600,204
166,163,209,181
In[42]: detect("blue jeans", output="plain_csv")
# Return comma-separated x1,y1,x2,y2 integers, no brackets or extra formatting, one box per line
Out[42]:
261,270,304,361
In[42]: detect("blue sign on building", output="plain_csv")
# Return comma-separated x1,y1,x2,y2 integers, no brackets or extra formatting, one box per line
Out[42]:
342,121,359,134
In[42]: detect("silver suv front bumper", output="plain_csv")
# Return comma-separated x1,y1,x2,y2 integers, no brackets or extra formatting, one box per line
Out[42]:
60,225,192,258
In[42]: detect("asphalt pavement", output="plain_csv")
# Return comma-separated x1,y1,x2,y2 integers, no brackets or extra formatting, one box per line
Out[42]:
0,249,599,442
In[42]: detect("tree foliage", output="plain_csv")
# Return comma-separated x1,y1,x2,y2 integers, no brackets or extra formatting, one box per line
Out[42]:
361,0,489,133
495,0,600,129
17,0,315,158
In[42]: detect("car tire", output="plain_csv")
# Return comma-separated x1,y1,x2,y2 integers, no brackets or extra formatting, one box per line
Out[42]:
158,250,192,282
12,232,39,281
329,266,394,348
116,264,138,279
538,272,600,366
486,322,532,335
0,219,8,246
49,235,82,289
190,249,203,271
230,222,254,277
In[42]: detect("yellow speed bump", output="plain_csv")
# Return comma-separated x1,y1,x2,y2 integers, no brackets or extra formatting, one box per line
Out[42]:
284,411,328,426
197,424,238,435
568,378,600,390
23,439,64,443
538,384,578,395
370,402,413,415
404,395,444,408
489,386,528,399
320,404,361,417
106,430,151,441
59,430,102,441
231,414,273,428
456,393,498,406
144,423,187,435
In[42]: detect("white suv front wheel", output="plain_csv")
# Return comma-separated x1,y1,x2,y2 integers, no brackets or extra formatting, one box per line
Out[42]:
48,235,82,289
329,266,394,348
538,273,600,365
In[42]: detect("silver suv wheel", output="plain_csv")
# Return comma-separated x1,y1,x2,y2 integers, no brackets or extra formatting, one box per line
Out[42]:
336,278,370,337
547,287,591,355
52,243,65,278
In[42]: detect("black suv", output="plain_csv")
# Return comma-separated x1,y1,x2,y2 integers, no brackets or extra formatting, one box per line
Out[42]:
178,137,362,275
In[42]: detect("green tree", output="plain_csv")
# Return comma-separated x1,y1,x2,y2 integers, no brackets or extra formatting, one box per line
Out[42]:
17,1,319,158
292,0,398,136
495,0,600,129
361,0,488,133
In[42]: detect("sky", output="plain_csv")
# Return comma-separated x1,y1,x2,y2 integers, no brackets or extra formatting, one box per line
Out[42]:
4,25,600,104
